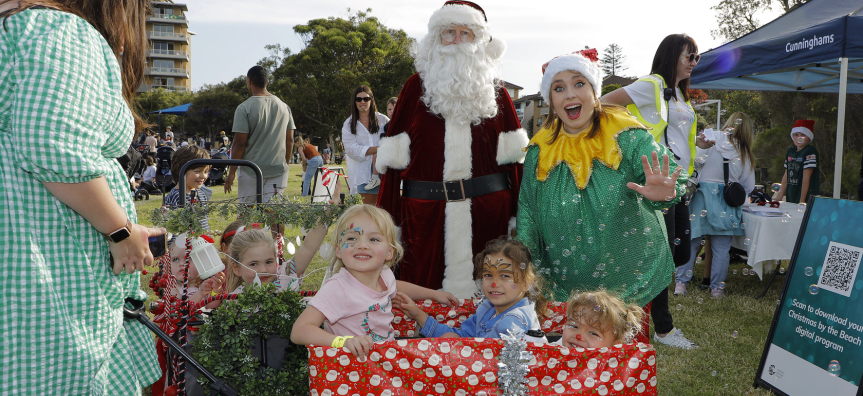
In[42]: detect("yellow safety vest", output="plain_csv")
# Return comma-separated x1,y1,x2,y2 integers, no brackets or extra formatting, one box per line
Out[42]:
626,74,698,175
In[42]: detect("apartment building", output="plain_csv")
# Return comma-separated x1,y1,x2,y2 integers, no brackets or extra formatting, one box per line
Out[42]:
139,1,192,93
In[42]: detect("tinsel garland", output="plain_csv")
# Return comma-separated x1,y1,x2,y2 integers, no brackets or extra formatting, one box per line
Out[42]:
497,330,534,396
149,193,362,235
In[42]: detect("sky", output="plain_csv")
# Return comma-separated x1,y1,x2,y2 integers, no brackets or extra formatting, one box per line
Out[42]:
181,0,784,93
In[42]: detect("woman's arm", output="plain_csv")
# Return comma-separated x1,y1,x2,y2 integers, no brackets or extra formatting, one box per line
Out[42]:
599,87,635,106
42,178,165,274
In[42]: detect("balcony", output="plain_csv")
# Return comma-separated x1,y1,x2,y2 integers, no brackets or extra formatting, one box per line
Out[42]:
146,67,189,78
148,31,189,42
147,49,189,60
138,84,189,93
147,14,188,25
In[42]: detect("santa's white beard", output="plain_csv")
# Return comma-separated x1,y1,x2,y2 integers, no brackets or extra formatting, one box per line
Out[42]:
415,39,500,125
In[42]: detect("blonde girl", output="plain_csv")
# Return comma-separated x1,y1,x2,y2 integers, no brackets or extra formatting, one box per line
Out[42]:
393,237,546,339
557,290,644,349
291,204,456,358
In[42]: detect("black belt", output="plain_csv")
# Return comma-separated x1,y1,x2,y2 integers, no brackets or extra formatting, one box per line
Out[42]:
402,173,510,202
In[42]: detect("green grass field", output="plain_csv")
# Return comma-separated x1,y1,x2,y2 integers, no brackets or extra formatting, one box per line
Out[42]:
137,163,782,395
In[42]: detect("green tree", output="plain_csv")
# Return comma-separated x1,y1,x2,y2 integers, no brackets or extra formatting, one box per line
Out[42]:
601,84,621,97
185,84,244,142
600,44,628,77
271,8,416,139
135,88,195,133
711,0,808,41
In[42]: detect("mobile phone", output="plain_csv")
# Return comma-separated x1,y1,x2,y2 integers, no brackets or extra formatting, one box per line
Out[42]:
149,234,167,257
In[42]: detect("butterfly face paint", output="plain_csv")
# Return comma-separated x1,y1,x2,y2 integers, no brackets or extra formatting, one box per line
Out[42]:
481,252,527,314
336,213,395,277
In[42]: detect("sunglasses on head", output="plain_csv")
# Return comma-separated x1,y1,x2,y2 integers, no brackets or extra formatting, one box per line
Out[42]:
355,97,372,102
681,53,701,64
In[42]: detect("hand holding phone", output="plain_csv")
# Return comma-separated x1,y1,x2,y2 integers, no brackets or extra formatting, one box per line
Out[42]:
149,234,167,258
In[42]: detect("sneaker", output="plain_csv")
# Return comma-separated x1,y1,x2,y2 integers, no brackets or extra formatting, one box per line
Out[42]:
653,327,699,349
674,281,687,295
365,174,381,189
711,287,725,298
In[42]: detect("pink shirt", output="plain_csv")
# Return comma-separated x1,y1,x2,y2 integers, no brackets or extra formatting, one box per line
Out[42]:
309,267,396,342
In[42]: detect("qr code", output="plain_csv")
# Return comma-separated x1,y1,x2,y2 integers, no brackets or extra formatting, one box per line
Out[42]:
817,242,863,297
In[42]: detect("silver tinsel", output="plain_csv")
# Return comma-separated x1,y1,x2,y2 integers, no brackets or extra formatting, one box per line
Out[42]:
497,330,534,395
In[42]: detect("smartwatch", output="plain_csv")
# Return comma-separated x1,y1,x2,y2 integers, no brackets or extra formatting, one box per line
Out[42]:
105,219,133,243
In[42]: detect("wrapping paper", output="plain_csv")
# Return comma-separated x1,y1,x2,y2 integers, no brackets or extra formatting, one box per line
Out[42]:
308,338,657,395
391,299,568,337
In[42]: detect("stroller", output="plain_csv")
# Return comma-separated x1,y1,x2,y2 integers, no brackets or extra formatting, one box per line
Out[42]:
206,149,230,187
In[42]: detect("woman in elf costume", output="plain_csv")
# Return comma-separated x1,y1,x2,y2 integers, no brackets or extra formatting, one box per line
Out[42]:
516,52,687,340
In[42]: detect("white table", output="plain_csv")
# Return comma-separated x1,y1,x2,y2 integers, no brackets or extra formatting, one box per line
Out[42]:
731,201,806,279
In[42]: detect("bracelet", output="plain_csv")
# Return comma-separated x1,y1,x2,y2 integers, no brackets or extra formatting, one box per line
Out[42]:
331,336,354,348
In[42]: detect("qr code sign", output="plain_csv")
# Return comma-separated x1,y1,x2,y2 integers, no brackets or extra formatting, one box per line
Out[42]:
817,242,863,297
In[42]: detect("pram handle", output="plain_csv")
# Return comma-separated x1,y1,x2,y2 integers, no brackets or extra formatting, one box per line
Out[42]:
123,298,239,396
176,159,264,206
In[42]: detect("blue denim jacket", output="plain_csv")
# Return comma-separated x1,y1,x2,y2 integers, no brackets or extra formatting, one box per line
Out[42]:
420,298,540,338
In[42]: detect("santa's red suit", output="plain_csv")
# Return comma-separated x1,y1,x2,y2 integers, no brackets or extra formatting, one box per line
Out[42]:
376,73,528,297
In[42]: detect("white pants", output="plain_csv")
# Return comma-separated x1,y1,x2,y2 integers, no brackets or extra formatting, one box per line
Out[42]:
237,171,288,204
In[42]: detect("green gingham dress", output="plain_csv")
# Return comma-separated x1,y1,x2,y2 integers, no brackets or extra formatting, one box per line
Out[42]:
0,9,160,395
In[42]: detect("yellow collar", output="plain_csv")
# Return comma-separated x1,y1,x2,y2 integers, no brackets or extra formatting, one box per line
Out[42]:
528,107,644,189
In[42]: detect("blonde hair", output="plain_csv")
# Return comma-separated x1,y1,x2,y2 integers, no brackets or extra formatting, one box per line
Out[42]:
722,112,756,169
328,204,403,274
224,229,276,293
473,237,548,321
566,290,644,344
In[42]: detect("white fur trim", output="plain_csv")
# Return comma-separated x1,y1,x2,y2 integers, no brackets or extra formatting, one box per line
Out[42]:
428,4,488,35
507,216,517,239
376,133,411,173
540,53,602,102
441,118,476,298
496,128,529,165
790,127,814,142
442,119,472,180
442,200,477,298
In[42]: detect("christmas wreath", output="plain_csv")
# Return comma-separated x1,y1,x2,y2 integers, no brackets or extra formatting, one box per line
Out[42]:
192,283,308,395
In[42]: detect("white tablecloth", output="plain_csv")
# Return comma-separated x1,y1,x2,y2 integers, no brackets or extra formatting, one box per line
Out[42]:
731,201,806,279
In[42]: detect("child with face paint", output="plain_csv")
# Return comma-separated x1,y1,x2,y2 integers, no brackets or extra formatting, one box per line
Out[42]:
167,233,226,304
393,237,547,339
555,290,644,349
291,204,458,358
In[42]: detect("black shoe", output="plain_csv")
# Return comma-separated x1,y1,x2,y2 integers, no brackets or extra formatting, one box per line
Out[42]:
700,277,710,290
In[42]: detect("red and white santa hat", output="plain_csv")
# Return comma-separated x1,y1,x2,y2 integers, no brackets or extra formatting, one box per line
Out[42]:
540,50,602,103
427,1,506,59
791,119,815,141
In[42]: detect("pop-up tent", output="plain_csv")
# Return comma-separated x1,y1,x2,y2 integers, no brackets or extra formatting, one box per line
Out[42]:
691,0,863,197
148,103,192,138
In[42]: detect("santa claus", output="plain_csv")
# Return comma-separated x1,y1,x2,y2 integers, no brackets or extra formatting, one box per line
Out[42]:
376,1,528,298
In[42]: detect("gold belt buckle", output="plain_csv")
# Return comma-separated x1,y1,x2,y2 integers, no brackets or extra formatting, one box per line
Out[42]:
442,180,467,202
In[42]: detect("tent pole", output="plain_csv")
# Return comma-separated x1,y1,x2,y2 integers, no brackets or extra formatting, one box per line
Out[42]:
833,57,848,198
716,101,720,128
158,113,162,140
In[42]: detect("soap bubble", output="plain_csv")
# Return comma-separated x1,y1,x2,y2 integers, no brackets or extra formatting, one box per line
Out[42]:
661,208,669,215
828,360,842,377
732,269,738,275
685,270,693,277
804,267,814,276
562,249,571,257
742,268,750,275
732,331,738,338
718,282,726,289
697,298,704,304
598,224,606,231
711,370,718,376
734,118,742,125
519,262,526,270
731,158,742,167
587,237,594,244
741,222,746,229
690,214,696,221
597,263,606,271
594,305,601,312
798,203,807,212
700,210,708,217
720,109,727,115
676,304,682,310
696,257,703,264
643,227,651,234
743,238,751,246
779,267,786,274
809,285,819,295
719,211,726,218
674,238,681,245
771,183,781,192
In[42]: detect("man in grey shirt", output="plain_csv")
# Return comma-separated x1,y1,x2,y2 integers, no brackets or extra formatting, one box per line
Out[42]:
225,65,295,203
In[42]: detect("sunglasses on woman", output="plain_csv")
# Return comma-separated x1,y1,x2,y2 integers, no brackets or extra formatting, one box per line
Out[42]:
355,97,372,102
681,52,701,64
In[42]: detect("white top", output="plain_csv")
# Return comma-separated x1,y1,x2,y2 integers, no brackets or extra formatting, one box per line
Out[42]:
624,80,697,169
693,129,756,195
142,164,156,183
341,112,389,194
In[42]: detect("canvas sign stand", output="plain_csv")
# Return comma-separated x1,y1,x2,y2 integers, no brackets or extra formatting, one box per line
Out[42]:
310,166,345,203
755,196,863,395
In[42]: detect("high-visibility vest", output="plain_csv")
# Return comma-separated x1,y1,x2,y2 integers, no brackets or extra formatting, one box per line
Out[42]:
626,74,698,175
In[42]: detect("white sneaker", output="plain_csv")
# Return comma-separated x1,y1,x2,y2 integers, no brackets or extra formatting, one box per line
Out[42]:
653,327,699,349
365,174,381,189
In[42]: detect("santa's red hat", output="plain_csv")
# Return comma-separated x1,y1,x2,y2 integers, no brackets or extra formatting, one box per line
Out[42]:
427,1,506,59
791,119,815,141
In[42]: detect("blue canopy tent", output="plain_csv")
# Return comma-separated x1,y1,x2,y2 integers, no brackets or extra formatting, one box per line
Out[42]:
691,0,863,197
148,103,192,139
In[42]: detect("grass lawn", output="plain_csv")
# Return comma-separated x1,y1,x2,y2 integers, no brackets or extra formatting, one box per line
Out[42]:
136,163,782,395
